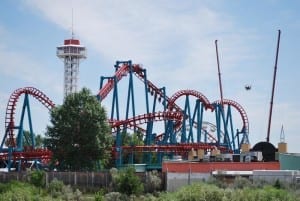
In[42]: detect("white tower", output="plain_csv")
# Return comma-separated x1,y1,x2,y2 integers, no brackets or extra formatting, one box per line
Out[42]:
57,37,86,98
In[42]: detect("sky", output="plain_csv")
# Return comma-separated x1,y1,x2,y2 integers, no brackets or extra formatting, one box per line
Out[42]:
0,0,299,153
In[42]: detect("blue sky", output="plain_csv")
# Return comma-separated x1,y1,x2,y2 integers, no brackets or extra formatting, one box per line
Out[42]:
0,0,299,152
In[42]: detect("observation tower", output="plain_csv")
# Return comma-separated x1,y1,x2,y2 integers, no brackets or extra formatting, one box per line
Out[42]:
56,36,86,98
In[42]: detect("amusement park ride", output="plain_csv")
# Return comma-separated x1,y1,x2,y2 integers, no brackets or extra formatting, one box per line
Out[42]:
0,31,282,171
0,61,250,171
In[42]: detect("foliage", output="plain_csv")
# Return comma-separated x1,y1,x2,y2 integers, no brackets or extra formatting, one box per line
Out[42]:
62,185,82,201
122,131,144,146
28,170,46,188
48,178,65,198
0,180,40,201
94,189,105,201
122,131,145,164
104,192,124,201
206,176,228,189
47,178,83,200
45,88,113,171
0,177,300,201
153,182,299,201
230,185,296,201
145,170,162,193
111,167,144,196
232,176,252,189
175,183,224,201
273,179,282,189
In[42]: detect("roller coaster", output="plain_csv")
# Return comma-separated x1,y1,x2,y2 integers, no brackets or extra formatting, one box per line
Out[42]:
98,60,249,167
0,60,249,171
0,87,54,171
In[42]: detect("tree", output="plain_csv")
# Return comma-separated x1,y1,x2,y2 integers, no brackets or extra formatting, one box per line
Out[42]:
45,88,113,171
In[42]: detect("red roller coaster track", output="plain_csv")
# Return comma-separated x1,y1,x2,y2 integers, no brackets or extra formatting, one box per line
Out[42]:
109,111,183,129
4,87,55,147
168,89,214,111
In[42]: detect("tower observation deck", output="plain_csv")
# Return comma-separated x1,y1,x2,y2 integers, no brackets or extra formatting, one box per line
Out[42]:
57,38,86,98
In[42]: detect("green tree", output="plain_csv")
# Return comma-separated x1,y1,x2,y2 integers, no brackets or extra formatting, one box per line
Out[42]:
45,88,113,171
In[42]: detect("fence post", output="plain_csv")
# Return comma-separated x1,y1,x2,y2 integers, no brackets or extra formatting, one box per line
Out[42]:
188,167,191,185
92,172,94,187
45,172,49,187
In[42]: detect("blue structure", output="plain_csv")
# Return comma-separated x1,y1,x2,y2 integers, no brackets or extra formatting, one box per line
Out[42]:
97,61,250,168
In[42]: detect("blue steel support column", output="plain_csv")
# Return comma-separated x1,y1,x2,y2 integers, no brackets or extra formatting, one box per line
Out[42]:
218,104,232,150
196,100,204,143
116,128,122,167
8,146,13,172
188,100,203,143
164,120,176,144
123,62,137,165
16,93,35,151
187,98,194,143
125,61,136,124
225,106,236,151
160,87,167,130
27,95,35,149
110,76,121,167
157,87,167,164
143,69,150,115
181,95,191,143
16,94,27,151
110,77,120,120
143,68,151,146
0,127,9,151
237,129,240,149
214,104,221,146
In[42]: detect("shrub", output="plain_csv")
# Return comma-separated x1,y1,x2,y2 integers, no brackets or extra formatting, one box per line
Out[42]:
232,176,252,189
47,178,82,200
48,178,64,198
111,167,144,196
94,189,105,201
145,170,162,193
28,170,46,188
175,183,224,201
273,179,282,189
104,192,125,201
0,181,38,201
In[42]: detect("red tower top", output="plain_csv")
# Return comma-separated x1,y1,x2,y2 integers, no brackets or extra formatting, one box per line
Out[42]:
64,39,80,45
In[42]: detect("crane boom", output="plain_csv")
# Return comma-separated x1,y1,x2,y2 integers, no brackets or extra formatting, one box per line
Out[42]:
266,30,281,142
215,40,224,106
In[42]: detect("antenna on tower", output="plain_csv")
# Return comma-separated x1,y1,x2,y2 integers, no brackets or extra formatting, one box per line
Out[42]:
71,8,74,39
